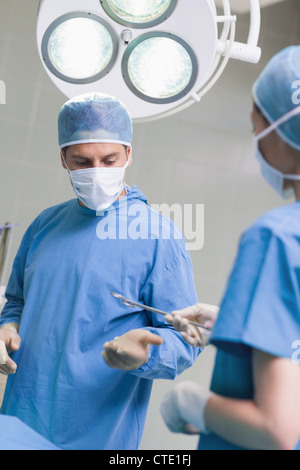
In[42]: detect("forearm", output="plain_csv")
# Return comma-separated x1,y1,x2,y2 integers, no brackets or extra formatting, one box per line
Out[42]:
0,307,22,328
205,394,286,450
0,294,23,327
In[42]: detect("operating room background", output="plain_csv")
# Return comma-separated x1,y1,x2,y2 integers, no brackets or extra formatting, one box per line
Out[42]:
0,0,299,450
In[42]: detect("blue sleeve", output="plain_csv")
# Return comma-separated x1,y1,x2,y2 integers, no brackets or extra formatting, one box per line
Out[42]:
210,223,300,360
0,220,38,327
132,246,201,380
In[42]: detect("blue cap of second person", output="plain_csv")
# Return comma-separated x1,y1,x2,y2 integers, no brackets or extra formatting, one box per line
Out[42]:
58,92,133,148
252,45,300,151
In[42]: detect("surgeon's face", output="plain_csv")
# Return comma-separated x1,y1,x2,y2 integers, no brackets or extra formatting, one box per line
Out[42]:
61,142,131,171
251,103,296,175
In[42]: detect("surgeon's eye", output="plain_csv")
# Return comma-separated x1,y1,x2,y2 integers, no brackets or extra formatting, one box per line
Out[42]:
103,160,117,166
74,160,91,167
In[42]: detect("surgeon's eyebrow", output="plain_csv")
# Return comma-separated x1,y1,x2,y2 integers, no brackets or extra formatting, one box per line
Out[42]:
70,152,122,161
70,155,92,162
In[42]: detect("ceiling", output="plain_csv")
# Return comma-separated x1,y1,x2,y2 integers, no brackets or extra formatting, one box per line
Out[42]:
215,0,286,13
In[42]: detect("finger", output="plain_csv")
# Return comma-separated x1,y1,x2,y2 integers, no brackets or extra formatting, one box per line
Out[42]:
103,342,135,361
103,346,138,369
172,313,210,343
0,358,17,374
103,336,120,350
165,314,179,329
102,350,139,371
0,365,10,375
101,350,116,368
193,324,204,340
172,315,191,334
172,304,201,317
203,318,216,329
102,350,126,369
165,314,173,324
10,336,21,352
181,331,197,346
171,316,202,345
103,341,118,351
104,339,143,368
181,332,203,348
193,304,219,324
167,314,192,338
172,307,205,329
0,341,17,373
173,303,219,323
141,332,163,347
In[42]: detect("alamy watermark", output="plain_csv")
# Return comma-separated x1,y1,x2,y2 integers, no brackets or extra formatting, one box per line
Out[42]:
291,340,300,364
96,202,204,251
0,80,6,104
292,80,300,105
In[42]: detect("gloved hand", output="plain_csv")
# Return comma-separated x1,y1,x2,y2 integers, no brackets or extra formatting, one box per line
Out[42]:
160,381,214,435
102,329,163,371
165,303,219,347
0,323,21,375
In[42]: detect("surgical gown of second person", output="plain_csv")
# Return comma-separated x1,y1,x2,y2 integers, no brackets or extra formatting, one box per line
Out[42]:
199,201,300,450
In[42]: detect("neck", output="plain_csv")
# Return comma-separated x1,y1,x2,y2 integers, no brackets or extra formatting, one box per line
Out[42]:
117,187,127,200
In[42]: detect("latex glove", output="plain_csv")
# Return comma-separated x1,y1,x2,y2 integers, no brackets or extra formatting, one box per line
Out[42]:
0,323,21,375
166,303,219,347
160,381,213,435
102,329,163,371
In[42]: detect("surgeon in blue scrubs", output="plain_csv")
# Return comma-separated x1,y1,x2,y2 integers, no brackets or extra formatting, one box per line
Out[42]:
160,46,300,450
0,93,199,450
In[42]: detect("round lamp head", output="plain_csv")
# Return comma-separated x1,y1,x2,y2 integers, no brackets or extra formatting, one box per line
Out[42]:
100,0,177,28
42,12,118,84
122,32,198,103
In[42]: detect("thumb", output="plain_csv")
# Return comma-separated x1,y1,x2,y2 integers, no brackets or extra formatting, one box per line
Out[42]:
141,331,163,347
10,335,21,352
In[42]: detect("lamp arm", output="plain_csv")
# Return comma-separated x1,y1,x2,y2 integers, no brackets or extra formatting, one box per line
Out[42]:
231,0,261,63
247,0,261,46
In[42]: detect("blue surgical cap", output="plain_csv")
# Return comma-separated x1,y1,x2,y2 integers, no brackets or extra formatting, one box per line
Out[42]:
58,92,133,148
252,45,300,151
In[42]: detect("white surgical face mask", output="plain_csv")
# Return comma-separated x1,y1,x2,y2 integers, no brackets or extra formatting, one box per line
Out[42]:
254,106,300,200
63,154,129,212
254,144,295,199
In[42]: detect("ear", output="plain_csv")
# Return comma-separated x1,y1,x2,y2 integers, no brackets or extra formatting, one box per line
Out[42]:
60,150,67,169
127,146,133,167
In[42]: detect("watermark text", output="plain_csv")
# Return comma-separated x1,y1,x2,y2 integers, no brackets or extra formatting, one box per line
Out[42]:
291,340,300,364
292,80,300,105
96,202,204,251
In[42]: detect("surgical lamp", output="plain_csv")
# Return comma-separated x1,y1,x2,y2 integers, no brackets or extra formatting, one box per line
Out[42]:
37,0,261,122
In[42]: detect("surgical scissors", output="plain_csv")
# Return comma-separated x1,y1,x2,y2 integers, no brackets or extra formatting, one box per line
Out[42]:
111,292,211,335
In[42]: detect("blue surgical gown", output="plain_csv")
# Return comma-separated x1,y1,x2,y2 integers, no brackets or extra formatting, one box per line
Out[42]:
0,416,60,450
199,202,300,450
0,185,199,450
